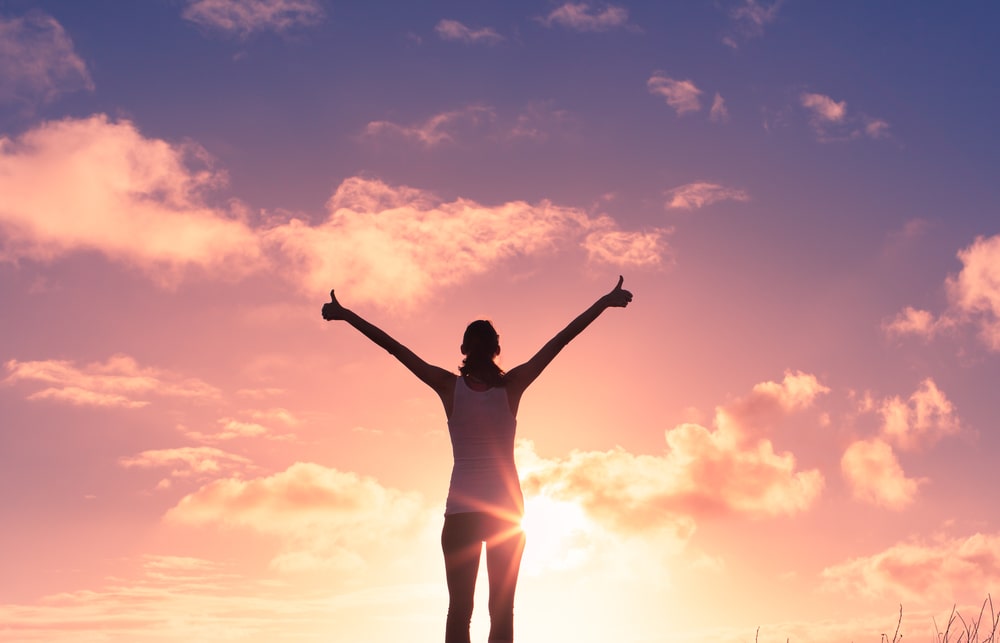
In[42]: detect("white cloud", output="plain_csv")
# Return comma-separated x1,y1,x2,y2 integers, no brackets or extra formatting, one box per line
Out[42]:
822,532,1000,602
434,19,503,45
840,438,922,510
647,73,703,115
3,354,220,407
182,0,324,37
665,182,750,210
539,3,631,32
0,12,93,106
166,462,426,571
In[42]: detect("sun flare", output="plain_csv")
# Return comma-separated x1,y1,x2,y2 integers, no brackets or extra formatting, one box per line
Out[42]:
520,494,596,575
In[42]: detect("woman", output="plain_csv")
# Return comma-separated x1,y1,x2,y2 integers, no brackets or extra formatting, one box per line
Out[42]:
321,276,633,643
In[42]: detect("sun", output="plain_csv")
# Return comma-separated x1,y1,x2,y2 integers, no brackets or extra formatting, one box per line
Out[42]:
520,494,596,575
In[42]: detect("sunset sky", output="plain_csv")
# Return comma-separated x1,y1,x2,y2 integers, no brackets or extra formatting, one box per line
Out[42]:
2,1,1000,641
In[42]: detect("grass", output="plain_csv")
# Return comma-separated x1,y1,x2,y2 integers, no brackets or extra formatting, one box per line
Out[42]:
752,596,998,643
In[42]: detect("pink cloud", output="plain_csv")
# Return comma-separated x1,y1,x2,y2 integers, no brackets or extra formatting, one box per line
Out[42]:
947,234,1000,349
840,438,922,510
3,354,220,407
120,446,255,479
647,73,703,115
709,93,730,123
582,226,670,268
822,532,1000,602
0,12,93,106
0,115,263,284
879,378,960,451
182,0,324,37
519,372,827,532
166,462,426,571
799,92,890,142
363,105,496,146
538,3,630,32
434,19,503,45
665,182,750,210
800,92,847,123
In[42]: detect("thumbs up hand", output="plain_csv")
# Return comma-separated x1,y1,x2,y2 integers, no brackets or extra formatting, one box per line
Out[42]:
321,289,348,321
602,275,633,308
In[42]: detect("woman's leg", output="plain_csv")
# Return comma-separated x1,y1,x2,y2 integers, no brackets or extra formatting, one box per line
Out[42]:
441,513,483,643
484,518,526,643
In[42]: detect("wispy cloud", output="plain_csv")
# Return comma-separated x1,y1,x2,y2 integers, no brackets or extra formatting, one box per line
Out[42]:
723,0,782,48
434,19,503,45
709,93,730,123
888,234,1000,351
799,92,890,142
120,446,255,479
3,354,220,407
363,105,497,146
665,182,749,210
822,532,1000,602
182,0,324,37
0,12,93,107
519,371,827,534
538,3,631,32
647,73,703,115
582,227,670,268
167,462,427,571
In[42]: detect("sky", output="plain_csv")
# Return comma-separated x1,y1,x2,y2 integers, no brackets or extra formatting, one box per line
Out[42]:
1,1,1000,641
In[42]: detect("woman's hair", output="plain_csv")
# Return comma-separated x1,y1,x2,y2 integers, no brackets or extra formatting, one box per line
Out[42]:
459,319,506,387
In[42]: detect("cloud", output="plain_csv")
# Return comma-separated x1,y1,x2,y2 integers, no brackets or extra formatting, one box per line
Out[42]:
183,410,298,442
582,226,670,268
799,92,889,142
821,532,1000,602
883,306,947,339
709,93,730,123
3,354,220,407
182,0,324,37
519,371,827,533
878,378,960,451
665,182,750,210
538,3,631,32
0,12,93,106
946,234,1000,350
434,19,503,45
723,0,782,47
647,73,703,115
0,115,263,284
1,115,664,308
120,446,255,479
265,177,665,308
363,105,497,146
509,101,579,141
840,438,922,510
166,462,426,571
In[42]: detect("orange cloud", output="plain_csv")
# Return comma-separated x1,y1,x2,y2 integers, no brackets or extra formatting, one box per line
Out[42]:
166,462,426,571
647,73,703,115
582,226,670,268
266,177,663,307
519,372,827,533
878,378,959,451
840,438,922,510
182,0,324,37
947,234,1000,350
3,354,220,407
0,115,263,284
821,532,1000,602
119,446,255,479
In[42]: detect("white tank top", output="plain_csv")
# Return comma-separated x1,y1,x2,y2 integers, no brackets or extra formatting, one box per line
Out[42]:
444,377,523,518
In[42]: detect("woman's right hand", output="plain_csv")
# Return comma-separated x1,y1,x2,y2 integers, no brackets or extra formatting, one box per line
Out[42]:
322,289,348,320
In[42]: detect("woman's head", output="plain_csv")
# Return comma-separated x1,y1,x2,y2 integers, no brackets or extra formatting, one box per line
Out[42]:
459,320,505,385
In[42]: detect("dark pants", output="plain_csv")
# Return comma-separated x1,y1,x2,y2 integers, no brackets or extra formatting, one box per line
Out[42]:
441,512,526,643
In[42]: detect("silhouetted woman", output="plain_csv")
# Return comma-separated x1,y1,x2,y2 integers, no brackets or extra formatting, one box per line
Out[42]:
321,277,633,643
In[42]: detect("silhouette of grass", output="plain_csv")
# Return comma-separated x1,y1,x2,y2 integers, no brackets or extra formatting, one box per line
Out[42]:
750,595,998,643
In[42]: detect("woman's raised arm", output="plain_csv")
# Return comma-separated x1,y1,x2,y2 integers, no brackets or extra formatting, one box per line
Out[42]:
505,276,633,397
322,290,454,395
